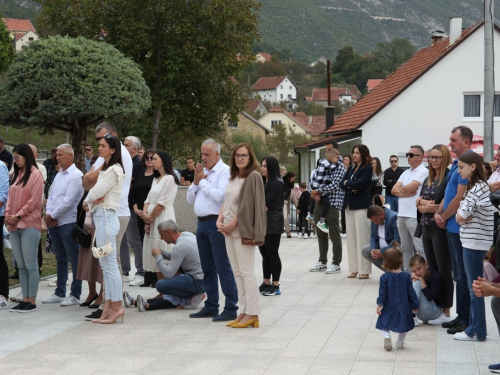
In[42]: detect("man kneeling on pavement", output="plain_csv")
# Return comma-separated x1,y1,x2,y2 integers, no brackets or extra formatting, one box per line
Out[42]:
123,220,205,311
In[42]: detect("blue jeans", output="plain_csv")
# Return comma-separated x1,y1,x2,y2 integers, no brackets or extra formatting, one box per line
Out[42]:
49,223,82,299
463,248,487,340
93,208,122,302
156,274,205,299
385,196,399,213
413,280,441,322
196,217,238,314
9,228,40,299
446,231,470,325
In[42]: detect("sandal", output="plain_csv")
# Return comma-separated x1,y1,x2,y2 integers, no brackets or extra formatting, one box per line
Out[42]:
347,272,358,278
359,274,370,280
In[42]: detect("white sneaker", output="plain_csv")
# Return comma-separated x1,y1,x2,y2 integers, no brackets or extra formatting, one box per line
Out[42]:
454,332,481,341
297,233,303,239
42,294,66,304
414,316,420,327
428,313,454,325
10,291,23,303
137,295,147,312
3,238,11,249
341,233,347,238
325,263,341,274
310,262,327,272
396,341,404,349
303,233,308,239
122,275,131,283
60,295,80,306
0,295,10,310
310,234,317,239
187,293,206,308
48,280,69,287
129,275,144,286
123,291,134,308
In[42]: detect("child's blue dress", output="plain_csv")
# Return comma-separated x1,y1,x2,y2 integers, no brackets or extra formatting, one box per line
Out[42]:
376,272,420,333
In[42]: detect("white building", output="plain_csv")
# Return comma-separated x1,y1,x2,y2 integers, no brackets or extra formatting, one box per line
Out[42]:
13,30,39,52
295,18,500,182
251,76,298,104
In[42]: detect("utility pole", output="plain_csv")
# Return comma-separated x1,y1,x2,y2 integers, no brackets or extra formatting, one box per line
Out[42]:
484,0,494,161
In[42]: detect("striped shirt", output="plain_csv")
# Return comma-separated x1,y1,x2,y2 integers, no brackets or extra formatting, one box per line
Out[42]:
458,181,494,251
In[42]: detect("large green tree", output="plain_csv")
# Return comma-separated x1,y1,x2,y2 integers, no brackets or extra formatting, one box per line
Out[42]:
0,14,14,75
37,0,261,151
0,36,151,169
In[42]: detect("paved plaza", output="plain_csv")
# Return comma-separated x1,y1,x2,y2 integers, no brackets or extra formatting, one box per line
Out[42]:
0,236,499,375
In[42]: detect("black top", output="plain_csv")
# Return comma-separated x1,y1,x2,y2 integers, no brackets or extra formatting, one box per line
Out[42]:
181,168,195,183
339,164,372,210
421,268,444,308
129,172,155,210
383,167,404,197
0,149,13,171
265,178,285,211
297,191,310,212
131,155,145,182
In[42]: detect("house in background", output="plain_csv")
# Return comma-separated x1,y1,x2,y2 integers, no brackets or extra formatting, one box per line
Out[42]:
2,18,38,52
294,18,500,182
311,86,360,107
224,111,271,140
366,79,383,92
245,100,268,116
256,52,272,63
252,75,298,104
258,106,327,138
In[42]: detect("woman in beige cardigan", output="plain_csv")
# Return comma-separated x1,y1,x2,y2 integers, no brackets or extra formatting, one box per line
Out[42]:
217,143,266,328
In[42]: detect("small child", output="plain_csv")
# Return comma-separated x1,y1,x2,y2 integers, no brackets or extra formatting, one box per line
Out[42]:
296,182,310,239
409,254,452,325
376,242,419,351
309,148,341,233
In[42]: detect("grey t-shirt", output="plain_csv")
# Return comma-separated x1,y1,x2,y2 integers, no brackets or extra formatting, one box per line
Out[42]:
155,232,204,280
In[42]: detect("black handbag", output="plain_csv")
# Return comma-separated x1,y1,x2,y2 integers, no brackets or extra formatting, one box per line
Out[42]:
71,208,91,248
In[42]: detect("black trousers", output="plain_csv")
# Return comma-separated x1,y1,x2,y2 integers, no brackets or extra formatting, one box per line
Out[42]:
422,223,454,308
297,213,310,235
0,217,8,299
259,233,282,282
146,297,177,311
341,209,346,234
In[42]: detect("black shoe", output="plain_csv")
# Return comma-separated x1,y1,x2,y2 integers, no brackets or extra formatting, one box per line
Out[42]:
259,282,271,294
212,311,237,322
447,323,468,334
263,284,281,296
10,301,26,312
442,317,461,328
18,302,37,313
79,294,98,307
85,309,103,321
9,270,19,280
189,307,218,318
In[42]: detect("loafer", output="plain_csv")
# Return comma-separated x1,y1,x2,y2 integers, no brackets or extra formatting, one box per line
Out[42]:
442,317,460,328
447,323,468,334
212,311,237,322
189,307,218,318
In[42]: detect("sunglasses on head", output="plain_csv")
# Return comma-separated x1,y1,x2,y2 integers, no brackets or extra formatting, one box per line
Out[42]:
95,133,114,142
406,153,421,158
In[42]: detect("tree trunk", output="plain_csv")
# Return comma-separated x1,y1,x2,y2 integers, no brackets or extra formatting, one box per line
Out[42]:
72,120,87,172
152,103,161,150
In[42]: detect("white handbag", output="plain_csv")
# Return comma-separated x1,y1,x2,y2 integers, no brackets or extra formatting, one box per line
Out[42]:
91,209,115,258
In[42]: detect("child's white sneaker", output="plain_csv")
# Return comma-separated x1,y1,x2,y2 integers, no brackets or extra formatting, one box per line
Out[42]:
428,313,454,325
396,341,404,349
297,233,303,239
384,338,392,351
413,316,420,327
303,233,308,239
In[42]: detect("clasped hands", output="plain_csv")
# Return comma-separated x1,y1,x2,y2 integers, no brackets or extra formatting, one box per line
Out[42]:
216,220,236,236
43,214,59,228
193,164,206,186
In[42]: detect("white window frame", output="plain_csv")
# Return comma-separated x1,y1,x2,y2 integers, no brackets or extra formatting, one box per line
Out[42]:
463,92,500,121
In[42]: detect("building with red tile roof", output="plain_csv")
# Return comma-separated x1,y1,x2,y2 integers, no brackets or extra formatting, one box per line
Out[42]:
252,76,298,104
311,86,360,107
366,79,383,92
256,52,272,63
2,18,38,52
2,18,36,33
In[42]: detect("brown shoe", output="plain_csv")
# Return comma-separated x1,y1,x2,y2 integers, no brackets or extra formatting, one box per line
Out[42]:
359,274,370,280
347,272,358,278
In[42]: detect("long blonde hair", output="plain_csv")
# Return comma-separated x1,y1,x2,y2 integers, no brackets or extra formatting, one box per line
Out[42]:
428,144,451,186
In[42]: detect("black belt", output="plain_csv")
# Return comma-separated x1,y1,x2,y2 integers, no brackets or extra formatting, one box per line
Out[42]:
197,214,218,222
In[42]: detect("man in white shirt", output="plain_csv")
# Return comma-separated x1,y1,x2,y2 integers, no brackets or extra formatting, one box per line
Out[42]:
42,144,84,306
391,145,428,272
187,139,238,322
82,122,132,320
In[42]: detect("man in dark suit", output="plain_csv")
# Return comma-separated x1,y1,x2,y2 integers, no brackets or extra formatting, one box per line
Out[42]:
361,205,400,272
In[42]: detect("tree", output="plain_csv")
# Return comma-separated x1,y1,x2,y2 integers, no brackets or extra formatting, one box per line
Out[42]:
332,46,358,74
267,124,310,171
0,36,151,169
37,0,261,150
0,14,14,75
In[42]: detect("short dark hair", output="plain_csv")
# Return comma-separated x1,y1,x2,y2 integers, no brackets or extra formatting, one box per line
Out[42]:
409,254,426,268
452,126,473,143
410,145,425,156
325,140,338,149
367,204,384,218
389,155,397,161
299,182,307,189
382,242,403,270
141,148,155,169
186,156,195,162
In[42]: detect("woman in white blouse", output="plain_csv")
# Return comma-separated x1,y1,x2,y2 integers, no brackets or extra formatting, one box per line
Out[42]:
83,134,125,324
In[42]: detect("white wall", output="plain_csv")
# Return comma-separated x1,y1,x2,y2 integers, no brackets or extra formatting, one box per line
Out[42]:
15,31,38,52
258,112,309,134
275,77,297,101
360,26,500,168
257,89,277,103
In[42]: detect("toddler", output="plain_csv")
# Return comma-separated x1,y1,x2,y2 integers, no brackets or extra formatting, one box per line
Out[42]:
296,182,310,239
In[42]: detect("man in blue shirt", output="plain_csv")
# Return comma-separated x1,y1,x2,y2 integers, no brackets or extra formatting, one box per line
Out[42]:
435,126,473,334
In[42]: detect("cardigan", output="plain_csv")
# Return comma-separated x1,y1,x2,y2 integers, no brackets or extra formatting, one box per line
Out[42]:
339,164,372,210
85,164,124,212
237,170,267,242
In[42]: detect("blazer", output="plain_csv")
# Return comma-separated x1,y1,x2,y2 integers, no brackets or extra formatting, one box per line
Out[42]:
238,170,267,242
370,207,400,253
339,164,372,210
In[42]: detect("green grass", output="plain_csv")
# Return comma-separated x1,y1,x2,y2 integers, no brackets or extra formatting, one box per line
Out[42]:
1,126,70,153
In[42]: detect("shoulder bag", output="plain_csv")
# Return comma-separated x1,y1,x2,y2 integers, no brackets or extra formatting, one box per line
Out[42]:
91,209,114,258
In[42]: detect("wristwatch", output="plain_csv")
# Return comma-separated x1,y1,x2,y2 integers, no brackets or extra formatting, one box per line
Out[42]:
16,214,21,220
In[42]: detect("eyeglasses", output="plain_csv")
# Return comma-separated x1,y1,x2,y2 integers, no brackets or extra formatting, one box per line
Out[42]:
390,160,398,163
428,156,443,161
145,156,154,161
406,153,421,158
95,133,114,142
234,154,249,160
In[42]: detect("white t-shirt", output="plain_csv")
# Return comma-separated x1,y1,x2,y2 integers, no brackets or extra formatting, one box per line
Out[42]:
397,164,428,218
93,142,132,217
378,223,388,249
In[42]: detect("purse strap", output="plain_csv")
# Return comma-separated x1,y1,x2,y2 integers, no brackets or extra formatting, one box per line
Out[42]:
91,209,111,247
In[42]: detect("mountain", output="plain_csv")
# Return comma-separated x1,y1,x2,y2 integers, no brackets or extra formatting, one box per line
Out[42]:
258,0,499,61
0,0,40,22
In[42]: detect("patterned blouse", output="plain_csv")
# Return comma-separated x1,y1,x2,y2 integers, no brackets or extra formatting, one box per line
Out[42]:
420,180,437,225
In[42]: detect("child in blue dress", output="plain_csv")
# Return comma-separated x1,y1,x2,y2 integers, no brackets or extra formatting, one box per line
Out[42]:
376,242,419,351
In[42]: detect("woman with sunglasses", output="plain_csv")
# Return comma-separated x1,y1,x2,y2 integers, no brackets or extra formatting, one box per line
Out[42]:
84,134,125,324
142,151,179,283
129,149,156,287
5,144,44,312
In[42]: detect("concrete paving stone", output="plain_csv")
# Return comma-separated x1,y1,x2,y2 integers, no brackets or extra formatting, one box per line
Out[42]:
349,360,395,375
392,362,437,374
263,358,314,375
437,362,480,375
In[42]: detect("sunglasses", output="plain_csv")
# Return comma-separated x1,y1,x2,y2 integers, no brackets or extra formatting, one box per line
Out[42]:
95,133,114,142
406,153,421,158
145,156,154,161
390,160,398,163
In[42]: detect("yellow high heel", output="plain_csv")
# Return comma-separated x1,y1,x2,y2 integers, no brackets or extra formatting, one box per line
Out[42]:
231,317,259,328
226,320,239,327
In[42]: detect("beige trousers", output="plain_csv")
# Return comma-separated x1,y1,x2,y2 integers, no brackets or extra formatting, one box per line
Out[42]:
345,208,372,274
225,236,261,315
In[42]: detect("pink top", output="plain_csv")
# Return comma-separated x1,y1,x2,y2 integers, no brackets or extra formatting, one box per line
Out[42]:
5,166,44,232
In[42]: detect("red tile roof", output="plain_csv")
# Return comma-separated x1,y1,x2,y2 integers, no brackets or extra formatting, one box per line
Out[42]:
348,85,361,96
366,79,383,92
269,105,285,113
267,106,326,135
325,23,483,134
252,76,288,90
295,132,362,149
257,52,272,61
2,18,36,33
14,32,26,42
305,96,312,102
312,87,359,101
245,100,263,113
